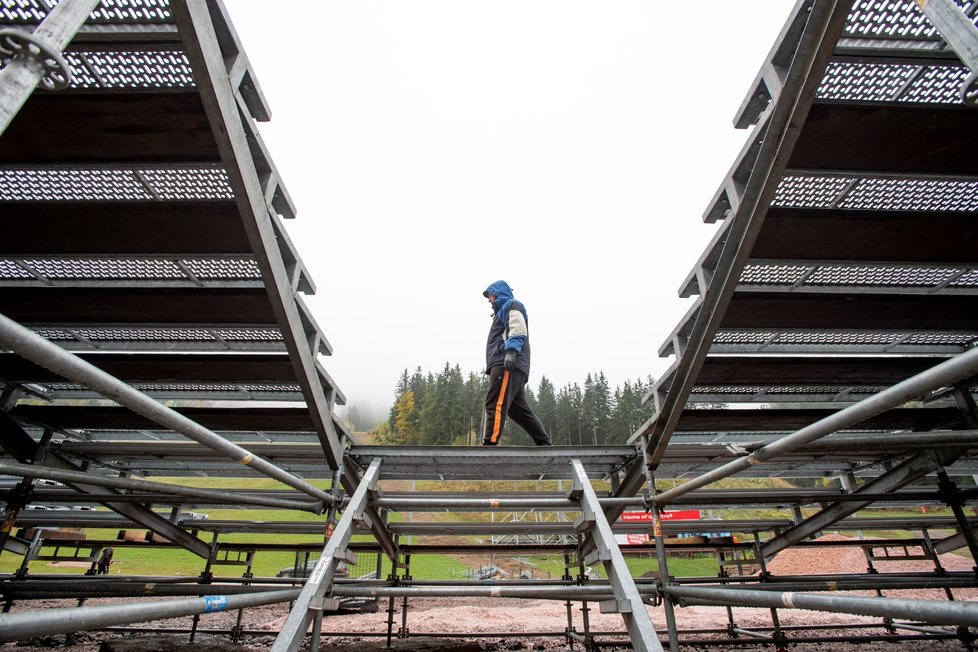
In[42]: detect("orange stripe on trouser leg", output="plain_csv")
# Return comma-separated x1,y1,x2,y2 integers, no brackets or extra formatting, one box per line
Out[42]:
490,370,510,444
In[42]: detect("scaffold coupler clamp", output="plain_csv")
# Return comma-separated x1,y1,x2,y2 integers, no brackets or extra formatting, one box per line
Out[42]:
0,29,72,90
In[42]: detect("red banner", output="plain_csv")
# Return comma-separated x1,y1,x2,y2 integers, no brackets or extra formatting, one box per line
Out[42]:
620,510,701,522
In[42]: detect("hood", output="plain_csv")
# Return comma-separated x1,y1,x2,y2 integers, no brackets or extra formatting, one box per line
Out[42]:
483,280,515,317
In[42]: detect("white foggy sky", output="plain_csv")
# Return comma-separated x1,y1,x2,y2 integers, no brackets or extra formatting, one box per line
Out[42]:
224,2,795,414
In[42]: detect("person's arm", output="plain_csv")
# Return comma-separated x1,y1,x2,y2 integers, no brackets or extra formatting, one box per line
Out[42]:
504,307,527,352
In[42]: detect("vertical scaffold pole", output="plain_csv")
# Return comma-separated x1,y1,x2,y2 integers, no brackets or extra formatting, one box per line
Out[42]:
385,534,400,647
754,531,786,649
639,438,678,652
399,552,412,639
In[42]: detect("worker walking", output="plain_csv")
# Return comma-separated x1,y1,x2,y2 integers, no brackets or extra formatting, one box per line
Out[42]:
481,281,552,446
96,546,113,574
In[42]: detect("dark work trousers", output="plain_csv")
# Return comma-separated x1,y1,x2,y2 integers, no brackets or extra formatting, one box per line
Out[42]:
482,365,551,446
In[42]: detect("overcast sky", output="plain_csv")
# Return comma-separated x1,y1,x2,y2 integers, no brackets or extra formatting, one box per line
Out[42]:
224,2,796,415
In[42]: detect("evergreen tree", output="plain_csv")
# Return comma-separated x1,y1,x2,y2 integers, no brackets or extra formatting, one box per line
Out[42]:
555,383,584,446
417,363,468,445
536,376,558,441
464,371,488,445
384,366,655,447
582,374,598,445
610,377,657,443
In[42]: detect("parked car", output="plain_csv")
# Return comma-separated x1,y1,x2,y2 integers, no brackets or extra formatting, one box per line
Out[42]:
336,569,379,614
275,562,378,613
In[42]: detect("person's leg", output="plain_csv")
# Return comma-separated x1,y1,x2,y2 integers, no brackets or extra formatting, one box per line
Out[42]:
507,377,552,446
483,365,516,445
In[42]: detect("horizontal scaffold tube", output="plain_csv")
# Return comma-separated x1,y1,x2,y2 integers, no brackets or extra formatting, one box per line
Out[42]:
0,588,300,642
0,312,333,507
332,584,656,600
370,496,646,510
654,346,978,504
0,461,321,513
0,581,299,599
674,575,978,592
665,585,978,627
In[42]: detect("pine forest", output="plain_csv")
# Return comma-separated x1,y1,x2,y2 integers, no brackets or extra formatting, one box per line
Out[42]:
369,364,657,447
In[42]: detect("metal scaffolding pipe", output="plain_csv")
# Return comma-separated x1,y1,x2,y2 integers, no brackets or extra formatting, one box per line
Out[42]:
790,430,978,451
665,585,978,627
654,347,978,504
370,496,645,510
0,0,102,135
0,312,333,506
0,581,301,599
0,588,300,642
673,576,978,592
332,584,655,600
0,460,321,512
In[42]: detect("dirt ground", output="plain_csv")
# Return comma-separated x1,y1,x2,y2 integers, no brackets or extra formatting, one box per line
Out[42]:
1,597,971,651
2,535,975,651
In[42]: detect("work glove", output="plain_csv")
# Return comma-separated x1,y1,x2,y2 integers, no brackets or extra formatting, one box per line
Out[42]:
503,350,517,371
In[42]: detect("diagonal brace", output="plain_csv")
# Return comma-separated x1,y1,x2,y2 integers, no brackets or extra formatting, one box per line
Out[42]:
914,0,978,104
569,459,663,652
761,449,958,559
272,458,383,652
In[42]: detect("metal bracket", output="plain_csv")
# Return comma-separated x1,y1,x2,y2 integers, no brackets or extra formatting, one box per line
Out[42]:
308,596,340,613
583,547,612,567
599,599,632,614
0,29,72,91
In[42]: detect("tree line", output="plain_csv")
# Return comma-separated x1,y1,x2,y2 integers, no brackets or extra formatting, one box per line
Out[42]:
371,364,656,446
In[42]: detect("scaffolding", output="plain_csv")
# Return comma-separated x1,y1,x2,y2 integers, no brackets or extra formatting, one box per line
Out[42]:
2,1,978,651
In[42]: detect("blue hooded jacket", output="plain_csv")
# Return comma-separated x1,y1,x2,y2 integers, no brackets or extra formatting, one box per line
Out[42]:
483,280,531,375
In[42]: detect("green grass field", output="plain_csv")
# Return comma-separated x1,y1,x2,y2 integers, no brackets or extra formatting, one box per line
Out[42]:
3,476,954,578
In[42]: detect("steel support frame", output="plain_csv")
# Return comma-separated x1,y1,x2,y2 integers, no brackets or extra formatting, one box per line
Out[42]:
607,0,852,528
569,459,663,652
39,454,213,557
665,584,978,628
760,449,958,558
0,587,300,642
167,0,339,466
272,458,383,652
0,460,320,512
639,0,851,466
169,0,396,561
0,412,211,557
0,0,102,135
652,346,978,506
935,526,978,555
0,312,334,507
914,0,978,104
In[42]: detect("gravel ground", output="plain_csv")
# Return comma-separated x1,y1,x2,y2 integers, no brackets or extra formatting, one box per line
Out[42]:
3,594,971,651
2,535,975,651
1,595,972,651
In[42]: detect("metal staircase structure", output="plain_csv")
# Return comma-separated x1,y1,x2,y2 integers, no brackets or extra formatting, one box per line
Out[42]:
2,1,978,651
